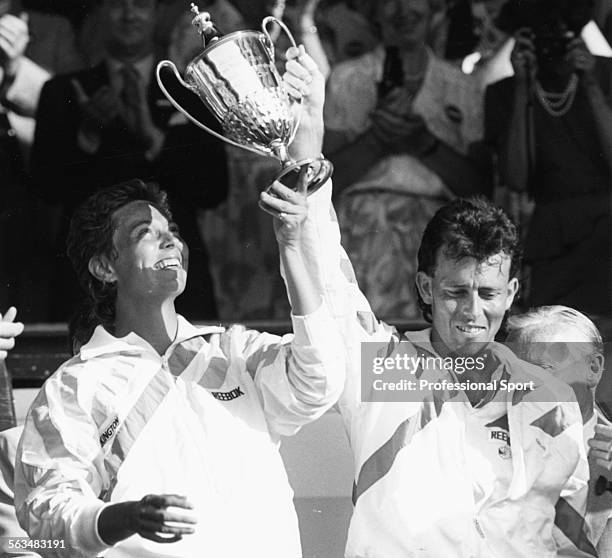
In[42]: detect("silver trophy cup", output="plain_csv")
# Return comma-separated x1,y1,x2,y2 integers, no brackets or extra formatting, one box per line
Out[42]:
156,5,332,195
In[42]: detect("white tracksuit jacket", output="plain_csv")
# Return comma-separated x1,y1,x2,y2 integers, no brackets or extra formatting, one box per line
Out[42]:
296,181,591,558
13,305,344,558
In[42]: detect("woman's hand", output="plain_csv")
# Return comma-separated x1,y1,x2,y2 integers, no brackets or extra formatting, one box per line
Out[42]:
98,494,197,546
259,167,309,249
510,28,537,82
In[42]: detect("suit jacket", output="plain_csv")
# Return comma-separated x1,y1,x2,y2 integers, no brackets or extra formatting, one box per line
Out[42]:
30,59,228,213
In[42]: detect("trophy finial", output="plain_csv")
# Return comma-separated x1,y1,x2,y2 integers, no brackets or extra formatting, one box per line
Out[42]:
190,4,218,45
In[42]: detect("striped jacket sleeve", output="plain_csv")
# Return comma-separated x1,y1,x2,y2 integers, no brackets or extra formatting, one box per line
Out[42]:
13,364,112,558
288,180,395,423
241,300,345,438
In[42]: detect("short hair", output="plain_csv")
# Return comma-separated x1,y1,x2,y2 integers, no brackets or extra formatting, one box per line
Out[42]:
66,179,172,352
416,196,521,322
506,305,603,357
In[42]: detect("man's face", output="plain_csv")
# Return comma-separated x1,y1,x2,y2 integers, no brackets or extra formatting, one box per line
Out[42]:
105,201,188,302
103,0,156,54
417,250,518,356
378,0,432,49
516,327,601,417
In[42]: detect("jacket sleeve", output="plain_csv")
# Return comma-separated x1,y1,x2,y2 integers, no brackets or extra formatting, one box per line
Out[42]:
241,301,345,438
549,399,597,557
13,366,112,558
287,180,396,427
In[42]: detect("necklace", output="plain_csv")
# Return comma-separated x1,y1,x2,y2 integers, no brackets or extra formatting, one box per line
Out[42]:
535,74,579,118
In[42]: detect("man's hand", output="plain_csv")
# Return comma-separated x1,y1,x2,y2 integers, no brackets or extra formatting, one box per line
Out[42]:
98,494,197,546
259,166,308,249
72,80,122,136
510,28,537,82
283,45,325,162
0,307,23,360
565,38,595,76
589,423,612,472
258,167,319,316
0,13,28,78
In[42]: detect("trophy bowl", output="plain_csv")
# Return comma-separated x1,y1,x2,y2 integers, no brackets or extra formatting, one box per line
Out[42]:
156,5,333,195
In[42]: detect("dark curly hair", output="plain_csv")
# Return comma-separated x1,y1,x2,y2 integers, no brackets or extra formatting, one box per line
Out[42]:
66,179,172,354
416,196,522,323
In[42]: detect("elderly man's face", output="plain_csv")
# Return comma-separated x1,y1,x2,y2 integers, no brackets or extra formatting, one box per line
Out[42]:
515,327,603,417
378,0,432,49
103,0,156,54
418,250,518,356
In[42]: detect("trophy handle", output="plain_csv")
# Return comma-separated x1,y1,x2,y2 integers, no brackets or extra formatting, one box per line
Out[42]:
155,60,265,156
261,16,302,148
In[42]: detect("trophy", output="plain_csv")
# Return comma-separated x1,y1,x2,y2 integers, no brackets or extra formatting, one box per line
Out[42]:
156,4,333,195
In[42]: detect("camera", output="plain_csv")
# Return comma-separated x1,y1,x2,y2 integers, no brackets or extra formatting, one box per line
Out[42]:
495,0,593,60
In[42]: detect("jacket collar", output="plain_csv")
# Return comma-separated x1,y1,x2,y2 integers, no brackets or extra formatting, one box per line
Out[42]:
79,315,225,361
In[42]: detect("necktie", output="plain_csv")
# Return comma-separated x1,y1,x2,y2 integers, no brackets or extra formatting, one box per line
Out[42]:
120,65,142,131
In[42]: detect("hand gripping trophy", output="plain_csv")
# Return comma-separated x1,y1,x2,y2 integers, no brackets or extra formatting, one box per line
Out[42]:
156,4,333,194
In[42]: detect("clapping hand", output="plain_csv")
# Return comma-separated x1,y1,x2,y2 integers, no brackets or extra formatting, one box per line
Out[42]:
0,12,28,78
590,424,612,472
0,307,24,360
370,87,427,154
72,80,122,135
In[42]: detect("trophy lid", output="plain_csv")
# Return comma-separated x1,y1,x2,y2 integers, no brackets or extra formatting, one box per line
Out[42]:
190,3,222,47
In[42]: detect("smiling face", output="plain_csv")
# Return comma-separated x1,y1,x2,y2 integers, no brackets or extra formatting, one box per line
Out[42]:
103,0,156,58
377,0,432,49
417,249,518,356
94,200,188,303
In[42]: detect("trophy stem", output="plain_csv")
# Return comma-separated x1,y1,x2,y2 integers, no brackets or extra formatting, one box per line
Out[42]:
270,141,290,166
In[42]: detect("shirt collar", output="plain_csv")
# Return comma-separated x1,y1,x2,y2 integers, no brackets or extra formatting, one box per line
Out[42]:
79,315,225,361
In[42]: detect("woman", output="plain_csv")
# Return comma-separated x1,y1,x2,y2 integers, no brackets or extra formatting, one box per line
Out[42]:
485,1,612,315
13,48,344,558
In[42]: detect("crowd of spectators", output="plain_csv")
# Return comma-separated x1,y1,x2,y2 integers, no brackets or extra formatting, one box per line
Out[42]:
0,0,611,324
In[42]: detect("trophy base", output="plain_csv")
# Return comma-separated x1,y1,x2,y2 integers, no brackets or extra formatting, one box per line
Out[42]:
268,157,334,196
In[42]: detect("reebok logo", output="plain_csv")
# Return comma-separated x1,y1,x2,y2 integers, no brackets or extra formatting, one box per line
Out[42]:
211,386,245,401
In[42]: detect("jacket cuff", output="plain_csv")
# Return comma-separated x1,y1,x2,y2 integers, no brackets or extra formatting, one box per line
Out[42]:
290,298,334,346
72,499,113,555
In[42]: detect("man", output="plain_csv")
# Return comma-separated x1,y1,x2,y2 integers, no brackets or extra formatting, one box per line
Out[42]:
14,44,344,557
298,181,589,554
507,306,612,556
30,0,228,321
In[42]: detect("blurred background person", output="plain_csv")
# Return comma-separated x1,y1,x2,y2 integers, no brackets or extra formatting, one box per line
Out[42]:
485,0,612,316
323,0,491,320
507,306,612,556
0,1,83,321
29,0,228,322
